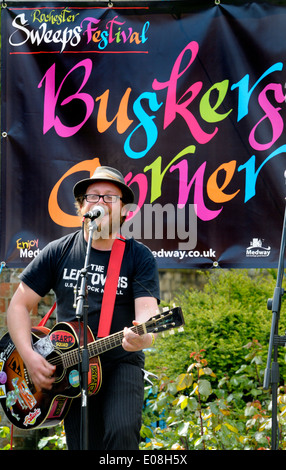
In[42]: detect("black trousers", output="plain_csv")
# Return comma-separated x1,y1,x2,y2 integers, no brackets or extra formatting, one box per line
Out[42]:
64,362,145,450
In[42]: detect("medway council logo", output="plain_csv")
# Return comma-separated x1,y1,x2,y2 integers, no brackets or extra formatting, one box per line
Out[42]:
246,238,271,258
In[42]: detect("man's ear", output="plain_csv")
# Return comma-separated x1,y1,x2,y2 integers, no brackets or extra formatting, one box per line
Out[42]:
121,204,129,217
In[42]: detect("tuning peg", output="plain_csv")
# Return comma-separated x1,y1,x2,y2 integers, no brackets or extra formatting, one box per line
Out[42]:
162,329,175,337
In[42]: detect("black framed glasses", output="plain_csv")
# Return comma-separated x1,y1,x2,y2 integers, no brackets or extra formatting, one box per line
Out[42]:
84,194,122,203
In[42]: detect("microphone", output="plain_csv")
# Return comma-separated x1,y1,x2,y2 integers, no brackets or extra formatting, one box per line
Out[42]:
83,206,106,221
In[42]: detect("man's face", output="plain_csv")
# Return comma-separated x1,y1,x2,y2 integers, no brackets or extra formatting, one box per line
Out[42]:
81,181,124,239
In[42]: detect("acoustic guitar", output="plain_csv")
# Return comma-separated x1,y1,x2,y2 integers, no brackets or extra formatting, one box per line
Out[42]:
0,307,184,430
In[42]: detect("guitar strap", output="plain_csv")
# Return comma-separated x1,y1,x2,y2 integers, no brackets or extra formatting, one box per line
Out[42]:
38,300,56,327
97,234,126,338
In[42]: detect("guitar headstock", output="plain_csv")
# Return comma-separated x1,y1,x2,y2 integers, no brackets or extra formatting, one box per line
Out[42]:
145,307,184,334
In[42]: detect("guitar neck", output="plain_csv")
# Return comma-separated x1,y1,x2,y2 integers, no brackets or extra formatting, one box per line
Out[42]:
89,324,146,358
59,307,183,369
62,324,147,369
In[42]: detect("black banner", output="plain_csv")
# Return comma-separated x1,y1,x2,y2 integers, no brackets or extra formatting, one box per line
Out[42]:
1,1,286,268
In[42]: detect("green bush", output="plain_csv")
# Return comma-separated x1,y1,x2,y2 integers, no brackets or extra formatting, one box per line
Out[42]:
145,269,286,381
141,344,286,450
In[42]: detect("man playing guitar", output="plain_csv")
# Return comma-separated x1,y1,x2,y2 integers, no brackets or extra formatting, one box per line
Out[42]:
6,166,160,450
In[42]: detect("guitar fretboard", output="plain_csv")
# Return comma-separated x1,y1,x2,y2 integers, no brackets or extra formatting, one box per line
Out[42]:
62,324,146,369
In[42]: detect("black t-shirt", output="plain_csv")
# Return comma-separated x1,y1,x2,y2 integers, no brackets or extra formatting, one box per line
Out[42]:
19,230,160,367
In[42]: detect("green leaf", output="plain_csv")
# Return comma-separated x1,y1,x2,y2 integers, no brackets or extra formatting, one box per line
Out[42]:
177,395,188,409
140,425,154,439
176,373,193,391
198,379,212,397
0,426,10,439
188,396,198,411
178,421,189,437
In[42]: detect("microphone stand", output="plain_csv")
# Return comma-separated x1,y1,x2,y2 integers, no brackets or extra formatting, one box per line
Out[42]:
75,218,97,450
263,203,286,450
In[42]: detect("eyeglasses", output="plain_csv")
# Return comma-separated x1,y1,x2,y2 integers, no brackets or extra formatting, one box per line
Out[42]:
83,194,122,203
